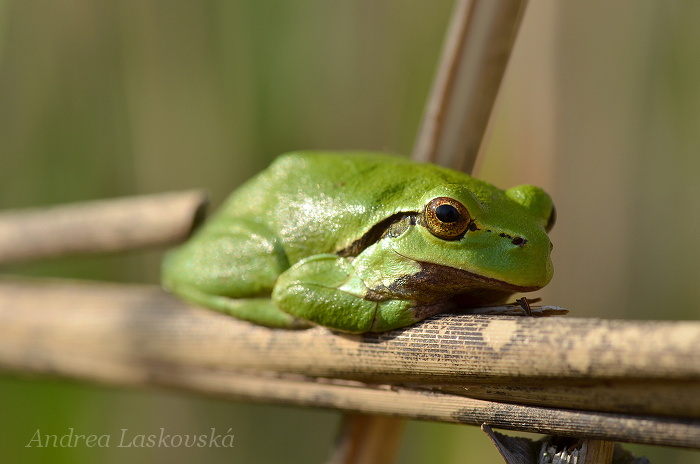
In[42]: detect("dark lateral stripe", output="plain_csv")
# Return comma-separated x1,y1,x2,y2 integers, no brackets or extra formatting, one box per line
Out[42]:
336,212,417,257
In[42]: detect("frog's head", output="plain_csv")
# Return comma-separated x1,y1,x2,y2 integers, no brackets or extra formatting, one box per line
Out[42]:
384,182,555,306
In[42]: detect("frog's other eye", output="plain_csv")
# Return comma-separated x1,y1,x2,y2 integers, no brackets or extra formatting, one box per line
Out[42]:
424,197,471,240
545,204,556,233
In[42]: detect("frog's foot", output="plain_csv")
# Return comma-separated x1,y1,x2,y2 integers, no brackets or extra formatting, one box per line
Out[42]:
273,254,433,333
466,303,569,317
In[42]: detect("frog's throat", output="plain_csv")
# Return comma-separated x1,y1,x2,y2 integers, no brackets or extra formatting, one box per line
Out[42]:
384,261,541,307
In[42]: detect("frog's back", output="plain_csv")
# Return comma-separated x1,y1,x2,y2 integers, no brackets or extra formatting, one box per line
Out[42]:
254,151,438,193
229,151,480,206
218,151,492,260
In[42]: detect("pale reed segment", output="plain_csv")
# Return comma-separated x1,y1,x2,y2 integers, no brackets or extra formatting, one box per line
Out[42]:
0,190,208,265
1,277,699,418
412,0,527,171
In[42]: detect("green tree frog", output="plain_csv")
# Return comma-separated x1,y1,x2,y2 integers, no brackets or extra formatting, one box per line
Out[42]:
162,151,555,333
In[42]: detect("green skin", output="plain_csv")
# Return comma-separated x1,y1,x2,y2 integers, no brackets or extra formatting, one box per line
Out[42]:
162,151,554,333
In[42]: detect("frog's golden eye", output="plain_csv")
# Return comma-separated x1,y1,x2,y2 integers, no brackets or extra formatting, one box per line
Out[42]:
424,197,471,240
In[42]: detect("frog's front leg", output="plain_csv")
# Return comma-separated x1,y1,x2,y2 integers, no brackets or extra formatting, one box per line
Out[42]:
273,254,428,333
162,217,311,329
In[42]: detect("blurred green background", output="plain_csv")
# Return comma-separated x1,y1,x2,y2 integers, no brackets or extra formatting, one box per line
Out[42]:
1,0,700,462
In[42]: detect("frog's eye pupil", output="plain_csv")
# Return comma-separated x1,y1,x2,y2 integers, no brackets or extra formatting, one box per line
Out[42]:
435,204,460,223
